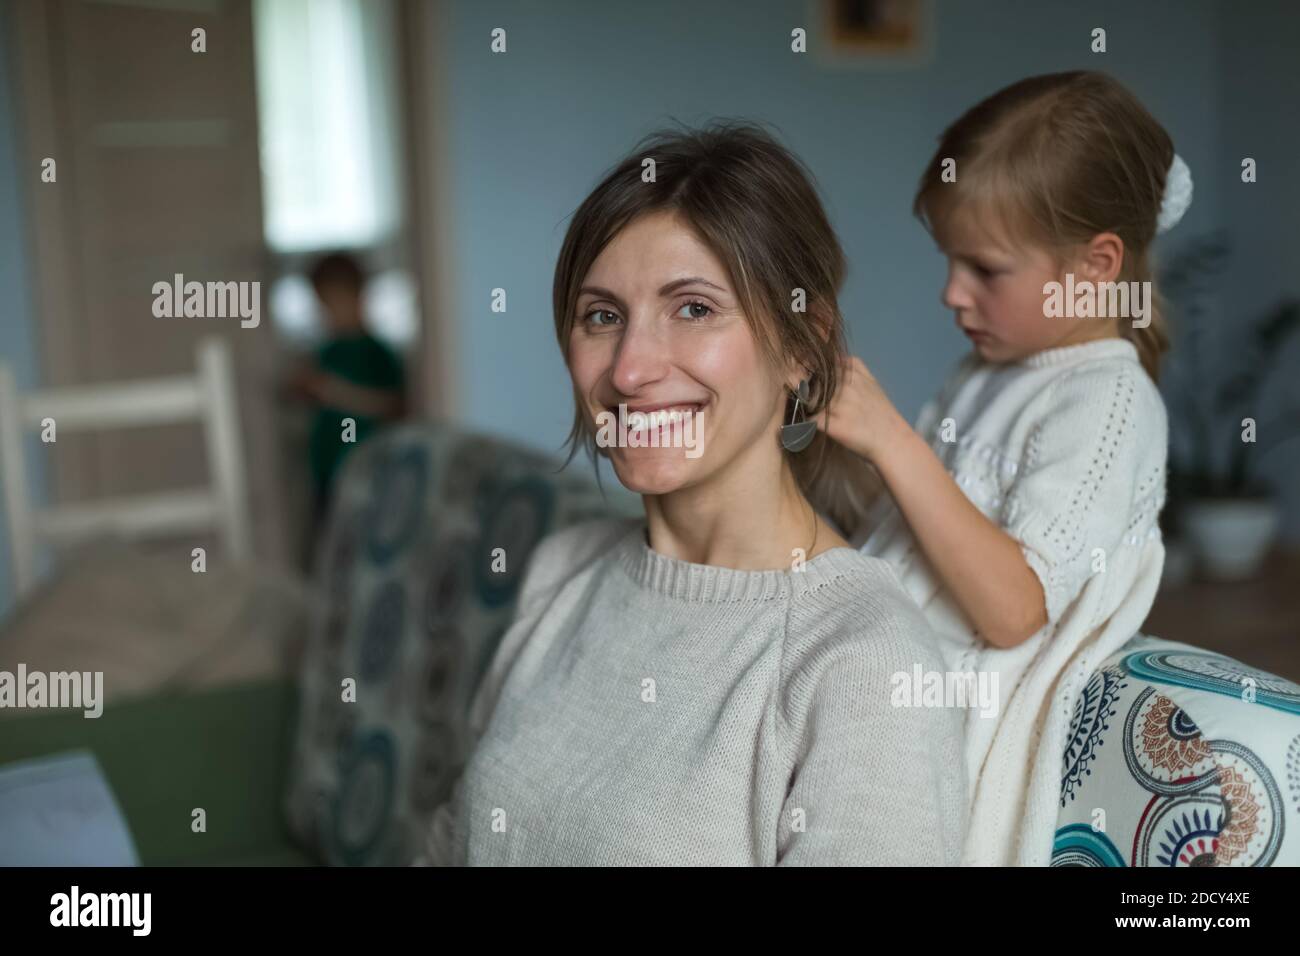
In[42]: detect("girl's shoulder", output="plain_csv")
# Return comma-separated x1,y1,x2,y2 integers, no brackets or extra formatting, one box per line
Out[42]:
942,339,1167,439
1024,345,1168,437
1006,346,1169,502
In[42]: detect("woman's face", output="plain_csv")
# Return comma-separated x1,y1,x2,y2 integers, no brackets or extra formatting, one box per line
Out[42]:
567,209,788,497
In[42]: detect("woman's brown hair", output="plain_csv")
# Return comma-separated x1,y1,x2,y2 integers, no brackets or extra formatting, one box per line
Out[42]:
552,120,879,535
914,70,1174,379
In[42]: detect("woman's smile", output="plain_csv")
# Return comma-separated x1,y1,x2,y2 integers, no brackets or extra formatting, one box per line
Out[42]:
603,401,707,440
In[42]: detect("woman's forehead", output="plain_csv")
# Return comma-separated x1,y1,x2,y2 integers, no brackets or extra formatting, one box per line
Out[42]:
585,211,732,291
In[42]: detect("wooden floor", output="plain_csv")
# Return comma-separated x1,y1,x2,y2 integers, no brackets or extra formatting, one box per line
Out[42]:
1144,550,1300,683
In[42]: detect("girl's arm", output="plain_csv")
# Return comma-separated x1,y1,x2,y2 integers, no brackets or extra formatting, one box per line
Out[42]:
872,423,1046,648
819,357,1046,649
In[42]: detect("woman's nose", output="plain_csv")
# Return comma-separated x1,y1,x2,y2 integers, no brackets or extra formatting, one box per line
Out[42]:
609,319,672,395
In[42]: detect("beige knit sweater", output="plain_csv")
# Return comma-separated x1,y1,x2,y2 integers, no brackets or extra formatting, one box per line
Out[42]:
419,517,967,866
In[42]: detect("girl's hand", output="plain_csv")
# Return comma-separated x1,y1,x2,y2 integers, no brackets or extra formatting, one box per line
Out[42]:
817,356,911,463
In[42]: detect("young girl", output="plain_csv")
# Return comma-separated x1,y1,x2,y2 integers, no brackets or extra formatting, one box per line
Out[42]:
819,71,1187,865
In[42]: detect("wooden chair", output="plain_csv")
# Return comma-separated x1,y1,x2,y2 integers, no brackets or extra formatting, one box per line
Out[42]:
0,337,251,598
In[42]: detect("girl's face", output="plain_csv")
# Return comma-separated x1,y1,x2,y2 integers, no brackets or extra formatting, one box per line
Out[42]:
935,203,1113,362
567,209,788,497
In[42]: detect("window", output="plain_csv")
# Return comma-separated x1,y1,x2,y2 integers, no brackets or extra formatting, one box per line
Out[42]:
252,0,403,252
253,0,416,349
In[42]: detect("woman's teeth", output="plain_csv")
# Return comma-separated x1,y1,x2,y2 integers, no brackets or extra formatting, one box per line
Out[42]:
626,406,700,430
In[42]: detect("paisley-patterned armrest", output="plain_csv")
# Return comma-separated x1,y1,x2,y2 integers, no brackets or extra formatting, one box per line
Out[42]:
1053,635,1300,867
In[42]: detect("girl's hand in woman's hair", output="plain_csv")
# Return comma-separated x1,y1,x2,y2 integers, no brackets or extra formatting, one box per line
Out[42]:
816,356,913,464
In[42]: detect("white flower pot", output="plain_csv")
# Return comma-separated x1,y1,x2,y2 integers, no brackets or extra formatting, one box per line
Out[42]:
1183,497,1280,581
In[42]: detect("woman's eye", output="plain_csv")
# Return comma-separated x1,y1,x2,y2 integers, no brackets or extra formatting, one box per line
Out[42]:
676,300,713,321
972,262,1001,279
584,309,621,327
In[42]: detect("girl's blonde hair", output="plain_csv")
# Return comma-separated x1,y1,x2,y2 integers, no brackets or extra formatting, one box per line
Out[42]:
552,121,880,535
914,70,1174,380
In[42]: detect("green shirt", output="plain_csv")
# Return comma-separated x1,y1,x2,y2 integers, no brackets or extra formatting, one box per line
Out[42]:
308,332,404,497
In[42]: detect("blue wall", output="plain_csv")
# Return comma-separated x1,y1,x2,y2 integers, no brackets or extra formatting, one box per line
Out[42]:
1218,0,1300,539
437,0,1227,456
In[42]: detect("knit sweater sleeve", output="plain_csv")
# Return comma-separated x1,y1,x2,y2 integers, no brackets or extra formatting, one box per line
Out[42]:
417,518,636,865
775,571,966,866
1006,361,1168,624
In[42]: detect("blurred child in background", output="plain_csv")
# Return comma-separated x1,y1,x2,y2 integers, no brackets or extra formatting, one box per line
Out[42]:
288,251,406,546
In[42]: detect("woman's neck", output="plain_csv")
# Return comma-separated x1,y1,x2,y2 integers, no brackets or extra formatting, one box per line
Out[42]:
641,452,847,571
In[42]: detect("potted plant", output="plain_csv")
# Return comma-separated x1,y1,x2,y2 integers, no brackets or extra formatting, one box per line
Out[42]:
1159,233,1300,580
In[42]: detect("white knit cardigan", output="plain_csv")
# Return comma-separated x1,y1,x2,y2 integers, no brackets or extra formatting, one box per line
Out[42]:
857,338,1168,865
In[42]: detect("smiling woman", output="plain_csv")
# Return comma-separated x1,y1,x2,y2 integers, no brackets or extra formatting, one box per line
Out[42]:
553,126,885,539
417,122,966,867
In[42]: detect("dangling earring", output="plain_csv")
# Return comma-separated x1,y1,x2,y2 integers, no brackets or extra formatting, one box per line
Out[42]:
780,378,816,453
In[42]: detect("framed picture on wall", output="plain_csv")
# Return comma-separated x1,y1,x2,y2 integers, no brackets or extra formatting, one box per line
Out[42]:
811,0,933,68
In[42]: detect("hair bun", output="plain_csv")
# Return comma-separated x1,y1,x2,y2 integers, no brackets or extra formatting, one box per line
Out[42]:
1157,153,1193,234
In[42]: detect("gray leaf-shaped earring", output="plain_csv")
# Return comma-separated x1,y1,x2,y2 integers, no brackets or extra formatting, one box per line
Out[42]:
780,378,816,453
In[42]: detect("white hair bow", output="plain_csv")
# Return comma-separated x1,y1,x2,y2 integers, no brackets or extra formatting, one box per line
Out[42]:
1157,153,1193,234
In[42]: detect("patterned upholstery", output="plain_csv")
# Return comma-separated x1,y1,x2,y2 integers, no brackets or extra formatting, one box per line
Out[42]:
283,422,1300,866
1053,636,1300,866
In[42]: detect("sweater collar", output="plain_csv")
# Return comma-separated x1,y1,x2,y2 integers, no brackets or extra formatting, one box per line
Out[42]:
614,521,868,603
1020,337,1138,370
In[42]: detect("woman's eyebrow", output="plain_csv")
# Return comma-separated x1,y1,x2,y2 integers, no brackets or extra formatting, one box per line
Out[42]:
576,285,627,309
577,277,728,306
659,276,727,296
